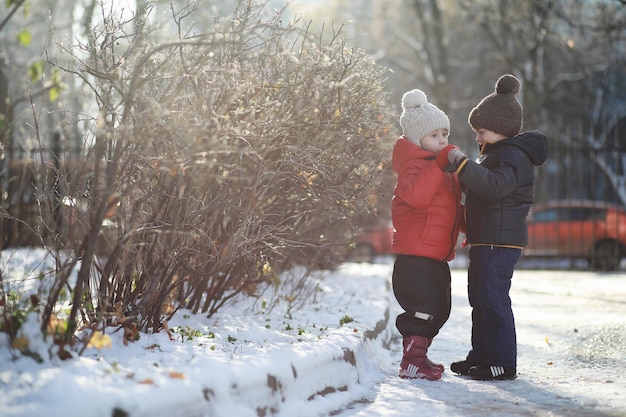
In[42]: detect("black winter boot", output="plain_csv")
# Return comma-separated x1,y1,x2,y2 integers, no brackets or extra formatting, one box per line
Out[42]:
468,365,517,381
450,359,478,376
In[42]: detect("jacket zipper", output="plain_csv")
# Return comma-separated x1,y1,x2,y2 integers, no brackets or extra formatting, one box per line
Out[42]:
442,173,460,261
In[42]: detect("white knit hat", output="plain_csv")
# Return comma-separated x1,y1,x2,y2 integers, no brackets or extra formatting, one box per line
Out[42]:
399,89,450,146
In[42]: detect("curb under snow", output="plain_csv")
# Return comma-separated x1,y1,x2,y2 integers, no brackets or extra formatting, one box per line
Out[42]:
136,276,394,417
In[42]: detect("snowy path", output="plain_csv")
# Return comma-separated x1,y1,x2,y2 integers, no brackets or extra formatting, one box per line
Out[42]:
2,249,625,417
336,268,626,417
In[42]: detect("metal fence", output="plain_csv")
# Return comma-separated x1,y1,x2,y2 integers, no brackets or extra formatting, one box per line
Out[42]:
2,127,625,271
0,134,78,249
519,124,625,271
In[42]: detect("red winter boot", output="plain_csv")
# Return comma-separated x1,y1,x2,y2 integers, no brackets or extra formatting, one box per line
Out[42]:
398,335,443,381
427,338,444,372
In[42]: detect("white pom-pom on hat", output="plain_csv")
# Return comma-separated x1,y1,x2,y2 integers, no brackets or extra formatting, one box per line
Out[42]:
402,89,428,110
399,89,450,146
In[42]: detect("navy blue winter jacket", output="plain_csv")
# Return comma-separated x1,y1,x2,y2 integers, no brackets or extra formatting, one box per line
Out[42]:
457,130,548,247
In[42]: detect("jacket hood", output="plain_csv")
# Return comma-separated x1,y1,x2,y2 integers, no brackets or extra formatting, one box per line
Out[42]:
485,130,548,166
392,136,435,173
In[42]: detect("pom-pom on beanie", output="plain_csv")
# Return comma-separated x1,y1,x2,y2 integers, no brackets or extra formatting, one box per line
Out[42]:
399,89,450,146
468,74,523,138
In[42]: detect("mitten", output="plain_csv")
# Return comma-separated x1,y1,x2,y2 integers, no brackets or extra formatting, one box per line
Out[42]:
434,145,459,169
448,148,466,169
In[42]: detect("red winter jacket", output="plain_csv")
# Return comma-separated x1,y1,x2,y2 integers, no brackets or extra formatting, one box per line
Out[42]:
391,137,464,261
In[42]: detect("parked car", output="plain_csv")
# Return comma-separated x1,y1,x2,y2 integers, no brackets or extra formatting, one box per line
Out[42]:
351,221,394,262
525,200,626,271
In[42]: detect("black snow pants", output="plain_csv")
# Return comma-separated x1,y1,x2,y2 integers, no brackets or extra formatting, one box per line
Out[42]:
392,254,452,339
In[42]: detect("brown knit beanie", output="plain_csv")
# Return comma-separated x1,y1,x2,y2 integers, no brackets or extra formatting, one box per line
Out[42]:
468,74,522,138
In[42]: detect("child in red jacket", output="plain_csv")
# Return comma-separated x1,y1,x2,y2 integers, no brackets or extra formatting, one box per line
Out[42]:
391,89,464,380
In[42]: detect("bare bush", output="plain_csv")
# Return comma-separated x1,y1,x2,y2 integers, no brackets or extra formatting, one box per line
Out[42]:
39,0,393,352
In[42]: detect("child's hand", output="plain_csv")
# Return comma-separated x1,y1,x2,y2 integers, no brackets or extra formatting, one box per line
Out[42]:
434,145,459,169
448,149,466,166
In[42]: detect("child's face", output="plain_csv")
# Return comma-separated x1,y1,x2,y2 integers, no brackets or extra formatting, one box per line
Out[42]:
472,127,508,146
419,128,449,153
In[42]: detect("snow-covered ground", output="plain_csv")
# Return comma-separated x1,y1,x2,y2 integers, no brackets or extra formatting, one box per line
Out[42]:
1,248,625,417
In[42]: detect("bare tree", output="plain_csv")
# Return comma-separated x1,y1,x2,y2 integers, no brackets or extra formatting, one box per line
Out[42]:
380,0,626,203
453,0,626,203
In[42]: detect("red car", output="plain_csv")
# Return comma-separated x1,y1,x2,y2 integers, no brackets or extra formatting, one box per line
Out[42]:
525,200,626,271
352,221,394,262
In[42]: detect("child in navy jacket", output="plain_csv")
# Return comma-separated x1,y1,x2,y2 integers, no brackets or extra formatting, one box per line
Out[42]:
438,74,548,380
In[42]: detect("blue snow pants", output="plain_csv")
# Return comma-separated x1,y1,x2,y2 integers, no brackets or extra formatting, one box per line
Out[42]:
465,245,521,368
